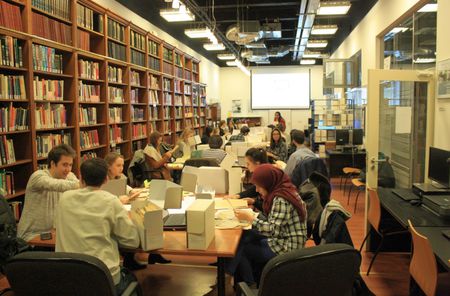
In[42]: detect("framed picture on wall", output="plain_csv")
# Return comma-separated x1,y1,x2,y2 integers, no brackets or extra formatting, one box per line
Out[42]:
437,58,450,99
232,100,242,113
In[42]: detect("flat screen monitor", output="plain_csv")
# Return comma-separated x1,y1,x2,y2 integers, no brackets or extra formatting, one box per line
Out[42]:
428,147,450,188
335,129,349,146
352,129,364,145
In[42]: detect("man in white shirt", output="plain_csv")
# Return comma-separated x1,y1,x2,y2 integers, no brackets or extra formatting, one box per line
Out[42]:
18,144,79,241
55,158,140,294
284,130,317,178
201,135,227,164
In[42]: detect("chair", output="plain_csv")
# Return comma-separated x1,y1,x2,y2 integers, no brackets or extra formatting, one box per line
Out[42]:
359,188,408,275
238,244,361,296
184,158,219,168
408,220,450,296
340,167,361,194
347,178,365,213
291,157,328,188
128,149,164,187
4,251,138,296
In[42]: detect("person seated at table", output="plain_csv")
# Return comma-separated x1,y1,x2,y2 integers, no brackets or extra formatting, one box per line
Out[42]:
17,144,79,242
229,126,250,142
227,164,307,286
287,129,298,159
144,131,175,180
55,158,140,295
201,135,227,164
284,130,317,178
173,127,195,160
201,126,213,144
219,120,228,136
266,128,288,162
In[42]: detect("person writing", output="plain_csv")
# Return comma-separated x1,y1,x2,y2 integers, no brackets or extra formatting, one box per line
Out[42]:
219,120,228,136
227,164,307,286
273,111,286,133
55,158,141,294
17,144,79,241
144,131,178,180
266,128,288,162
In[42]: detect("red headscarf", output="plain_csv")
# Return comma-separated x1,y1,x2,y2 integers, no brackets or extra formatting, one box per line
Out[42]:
251,164,306,222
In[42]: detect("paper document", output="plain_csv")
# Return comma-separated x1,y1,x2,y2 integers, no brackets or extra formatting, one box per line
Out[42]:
214,198,248,210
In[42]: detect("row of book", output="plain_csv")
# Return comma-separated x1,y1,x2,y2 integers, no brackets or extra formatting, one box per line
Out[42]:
0,1,23,32
1,170,15,196
130,50,144,67
132,138,145,151
108,86,124,103
131,106,144,121
0,104,28,131
32,0,71,21
79,107,97,126
32,44,63,74
148,57,160,72
80,129,99,149
36,132,71,157
132,123,147,138
79,59,100,80
162,62,172,75
174,80,182,93
108,41,126,62
184,84,191,95
175,67,183,79
130,31,145,51
200,86,206,97
0,135,16,165
108,107,122,123
0,75,26,100
163,47,173,62
32,12,72,46
175,106,182,118
184,96,192,106
184,70,191,81
130,71,140,86
107,19,125,42
130,89,140,104
79,82,100,102
163,121,171,133
163,78,171,91
150,106,158,120
163,93,172,106
33,77,63,101
35,103,66,129
148,40,159,56
108,65,122,83
0,36,23,68
149,90,159,105
163,107,170,119
174,53,182,67
76,3,103,33
174,94,183,106
77,29,90,51
80,151,97,162
175,120,182,131
109,126,123,144
149,75,159,89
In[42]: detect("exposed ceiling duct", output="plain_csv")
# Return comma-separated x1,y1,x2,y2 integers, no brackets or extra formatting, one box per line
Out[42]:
226,21,262,45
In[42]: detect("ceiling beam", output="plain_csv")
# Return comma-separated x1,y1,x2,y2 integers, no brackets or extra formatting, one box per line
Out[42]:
197,2,300,9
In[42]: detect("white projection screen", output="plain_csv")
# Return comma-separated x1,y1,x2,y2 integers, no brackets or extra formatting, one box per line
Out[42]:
251,67,310,109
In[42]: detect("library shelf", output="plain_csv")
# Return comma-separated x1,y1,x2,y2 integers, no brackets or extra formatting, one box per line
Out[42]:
130,85,146,89
0,159,32,170
78,101,106,105
132,136,148,141
131,102,147,106
108,121,129,125
0,99,28,103
79,77,105,83
31,6,72,25
0,130,30,136
35,126,75,132
5,189,26,201
0,65,27,72
79,123,106,128
132,120,147,123
77,25,104,37
108,81,127,87
107,36,126,46
33,71,73,78
80,144,107,152
34,100,75,104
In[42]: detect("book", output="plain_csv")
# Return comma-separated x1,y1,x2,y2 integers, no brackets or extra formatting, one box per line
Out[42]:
77,3,103,33
132,123,147,138
131,106,144,121
0,104,28,132
0,135,15,165
31,0,71,21
108,86,124,103
78,81,100,102
0,1,23,32
32,44,63,74
148,56,160,72
0,36,23,67
79,59,100,80
79,107,97,125
130,71,140,86
32,12,72,45
109,125,123,144
80,129,99,149
36,132,71,157
108,107,122,123
35,103,66,129
108,65,122,83
33,76,63,101
0,74,26,100
107,41,126,61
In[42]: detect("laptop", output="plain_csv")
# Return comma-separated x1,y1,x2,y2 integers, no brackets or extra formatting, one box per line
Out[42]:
101,178,127,197
392,188,421,201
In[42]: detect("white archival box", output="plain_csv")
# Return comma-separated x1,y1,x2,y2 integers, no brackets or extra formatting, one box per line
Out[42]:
129,199,163,251
186,199,215,250
197,144,210,151
180,172,197,193
194,135,202,145
183,166,228,194
148,179,183,209
231,141,247,156
220,153,241,195
101,178,127,197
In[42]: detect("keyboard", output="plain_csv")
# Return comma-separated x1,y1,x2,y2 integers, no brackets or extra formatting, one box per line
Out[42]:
164,213,186,228
392,189,420,201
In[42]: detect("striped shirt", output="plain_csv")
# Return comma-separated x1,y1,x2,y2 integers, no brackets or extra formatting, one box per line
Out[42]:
252,196,307,255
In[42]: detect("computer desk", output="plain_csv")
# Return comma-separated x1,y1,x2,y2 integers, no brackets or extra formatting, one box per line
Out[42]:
29,228,243,296
377,188,450,271
325,149,366,177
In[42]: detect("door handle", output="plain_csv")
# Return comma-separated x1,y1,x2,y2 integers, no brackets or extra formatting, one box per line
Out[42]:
370,157,386,164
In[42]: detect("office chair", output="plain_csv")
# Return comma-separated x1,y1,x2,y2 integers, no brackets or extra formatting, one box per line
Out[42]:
4,252,139,296
408,220,450,296
184,158,219,168
238,244,361,296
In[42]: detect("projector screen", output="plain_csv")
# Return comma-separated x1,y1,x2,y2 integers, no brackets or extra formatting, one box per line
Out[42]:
251,67,310,109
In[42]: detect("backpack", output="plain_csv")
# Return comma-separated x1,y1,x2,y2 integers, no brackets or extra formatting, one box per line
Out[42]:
0,195,28,272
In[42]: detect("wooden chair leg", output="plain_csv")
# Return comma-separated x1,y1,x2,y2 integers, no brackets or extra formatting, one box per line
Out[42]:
347,184,353,205
354,188,362,213
343,174,350,194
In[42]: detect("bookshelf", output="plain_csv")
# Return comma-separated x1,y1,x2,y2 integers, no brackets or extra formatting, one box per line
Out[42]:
0,0,209,214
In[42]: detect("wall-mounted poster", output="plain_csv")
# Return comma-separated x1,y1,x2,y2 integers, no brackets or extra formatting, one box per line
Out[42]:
438,58,450,99
232,100,242,113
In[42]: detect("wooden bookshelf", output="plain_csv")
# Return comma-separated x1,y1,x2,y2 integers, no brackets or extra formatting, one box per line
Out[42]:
0,0,209,208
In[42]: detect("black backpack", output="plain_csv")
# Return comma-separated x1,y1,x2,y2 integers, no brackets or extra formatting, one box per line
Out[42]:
0,195,28,272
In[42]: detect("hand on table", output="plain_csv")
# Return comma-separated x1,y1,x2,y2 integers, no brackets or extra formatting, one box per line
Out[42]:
235,209,255,223
223,194,240,199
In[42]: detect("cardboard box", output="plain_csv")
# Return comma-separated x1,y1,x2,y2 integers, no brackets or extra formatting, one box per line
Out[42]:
186,199,215,250
148,179,183,209
129,200,163,251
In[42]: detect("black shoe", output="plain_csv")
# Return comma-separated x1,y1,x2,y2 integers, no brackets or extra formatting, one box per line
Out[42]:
148,253,172,264
123,255,147,271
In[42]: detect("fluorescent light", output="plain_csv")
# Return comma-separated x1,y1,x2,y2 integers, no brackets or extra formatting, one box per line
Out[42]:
311,25,338,35
307,40,328,48
418,3,437,12
389,27,409,34
235,59,250,76
303,51,322,58
226,61,237,66
245,42,266,49
185,27,212,38
208,35,218,44
413,57,436,64
217,53,236,60
317,1,351,15
300,59,316,65
172,0,180,9
203,43,226,51
160,7,195,22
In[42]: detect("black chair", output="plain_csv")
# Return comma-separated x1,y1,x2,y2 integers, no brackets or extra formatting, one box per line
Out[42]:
4,252,138,296
238,244,360,296
184,158,219,168
291,157,328,189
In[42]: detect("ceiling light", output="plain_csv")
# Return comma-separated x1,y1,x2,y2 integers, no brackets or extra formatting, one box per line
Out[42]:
226,61,237,66
311,25,338,35
389,27,409,34
418,3,437,12
208,35,218,44
217,53,236,60
303,51,322,58
413,57,436,64
245,42,266,49
160,6,195,22
203,43,226,51
172,0,180,9
235,59,251,76
307,40,328,48
300,59,316,65
185,27,212,38
317,1,351,15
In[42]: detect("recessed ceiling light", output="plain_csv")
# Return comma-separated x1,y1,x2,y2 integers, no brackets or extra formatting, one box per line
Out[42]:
203,43,226,51
217,53,236,60
307,40,328,48
317,1,351,15
311,25,338,35
418,3,437,12
226,61,237,66
300,59,316,65
185,27,212,38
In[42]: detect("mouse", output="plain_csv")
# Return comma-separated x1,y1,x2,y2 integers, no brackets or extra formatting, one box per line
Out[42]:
410,199,422,206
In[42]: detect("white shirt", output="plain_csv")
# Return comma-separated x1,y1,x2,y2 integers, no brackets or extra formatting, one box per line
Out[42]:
55,187,140,285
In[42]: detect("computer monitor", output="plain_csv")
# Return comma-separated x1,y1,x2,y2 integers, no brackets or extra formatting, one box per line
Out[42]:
428,147,450,188
352,129,364,145
335,129,349,146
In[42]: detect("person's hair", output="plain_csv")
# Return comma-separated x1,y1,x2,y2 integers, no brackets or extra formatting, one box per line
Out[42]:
180,127,193,142
245,148,268,164
240,126,250,135
104,152,123,169
47,144,76,167
81,158,108,187
291,130,305,145
209,135,223,149
149,131,162,148
204,126,213,137
270,128,284,149
275,111,283,119
220,120,226,127
212,127,220,135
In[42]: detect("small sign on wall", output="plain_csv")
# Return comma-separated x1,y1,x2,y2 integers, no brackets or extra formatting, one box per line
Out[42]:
232,100,242,113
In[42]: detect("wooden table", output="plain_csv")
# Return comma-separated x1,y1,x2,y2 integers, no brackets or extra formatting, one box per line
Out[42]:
29,228,242,296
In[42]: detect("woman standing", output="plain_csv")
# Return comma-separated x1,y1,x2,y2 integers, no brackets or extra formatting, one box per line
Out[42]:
274,111,286,133
267,128,288,162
